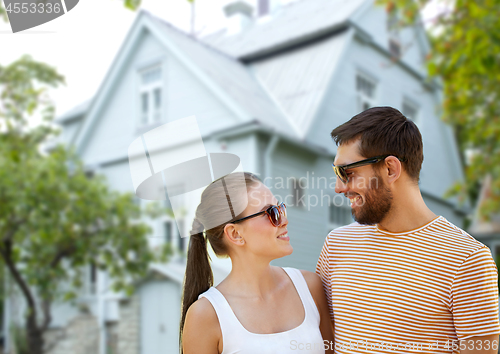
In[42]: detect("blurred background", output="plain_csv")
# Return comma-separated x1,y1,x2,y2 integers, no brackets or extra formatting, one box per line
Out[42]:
0,0,499,353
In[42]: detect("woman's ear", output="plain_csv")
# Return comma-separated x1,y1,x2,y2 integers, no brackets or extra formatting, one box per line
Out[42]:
384,156,402,185
223,223,245,246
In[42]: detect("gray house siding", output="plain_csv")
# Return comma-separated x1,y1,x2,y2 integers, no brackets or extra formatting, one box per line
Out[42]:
269,141,335,271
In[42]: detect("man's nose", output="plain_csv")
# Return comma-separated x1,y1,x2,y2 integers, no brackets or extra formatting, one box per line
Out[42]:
334,176,348,194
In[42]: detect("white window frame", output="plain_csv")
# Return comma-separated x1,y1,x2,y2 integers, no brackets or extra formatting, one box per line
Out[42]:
356,72,377,112
138,64,163,126
161,184,187,256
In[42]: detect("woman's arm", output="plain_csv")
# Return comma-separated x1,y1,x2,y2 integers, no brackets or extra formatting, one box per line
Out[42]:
301,270,335,354
182,297,222,354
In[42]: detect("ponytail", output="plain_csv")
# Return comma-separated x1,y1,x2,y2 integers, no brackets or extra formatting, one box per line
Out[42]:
179,218,213,353
178,172,261,353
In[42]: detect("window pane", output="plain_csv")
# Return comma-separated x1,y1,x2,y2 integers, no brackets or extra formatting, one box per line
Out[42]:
164,221,172,244
141,92,149,124
356,75,375,98
178,220,185,253
153,88,161,121
403,102,418,122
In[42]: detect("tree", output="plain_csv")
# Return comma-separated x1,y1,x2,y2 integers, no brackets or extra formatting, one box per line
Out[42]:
379,0,500,222
0,55,170,354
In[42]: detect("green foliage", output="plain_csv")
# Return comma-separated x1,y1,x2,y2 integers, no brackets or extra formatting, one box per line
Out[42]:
379,0,500,219
0,55,172,348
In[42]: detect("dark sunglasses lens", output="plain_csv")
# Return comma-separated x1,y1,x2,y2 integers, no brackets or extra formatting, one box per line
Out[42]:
334,167,347,184
269,207,281,226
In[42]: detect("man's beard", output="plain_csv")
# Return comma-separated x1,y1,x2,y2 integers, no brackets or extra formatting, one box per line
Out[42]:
352,173,393,225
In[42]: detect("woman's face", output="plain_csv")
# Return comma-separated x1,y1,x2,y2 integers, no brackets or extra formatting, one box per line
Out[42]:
231,182,292,260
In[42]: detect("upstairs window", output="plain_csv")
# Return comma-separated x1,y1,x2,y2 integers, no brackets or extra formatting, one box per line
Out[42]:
402,100,419,124
139,65,162,126
356,73,377,112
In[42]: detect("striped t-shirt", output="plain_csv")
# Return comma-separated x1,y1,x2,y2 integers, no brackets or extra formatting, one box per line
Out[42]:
316,216,500,353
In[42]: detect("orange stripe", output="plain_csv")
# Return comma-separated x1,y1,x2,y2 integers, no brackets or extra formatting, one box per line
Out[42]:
316,217,500,348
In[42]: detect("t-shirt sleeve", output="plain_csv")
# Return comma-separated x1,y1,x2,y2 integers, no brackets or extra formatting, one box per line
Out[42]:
316,234,334,322
451,246,500,340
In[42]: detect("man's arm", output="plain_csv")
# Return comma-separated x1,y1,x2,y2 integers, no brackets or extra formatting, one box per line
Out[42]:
459,335,499,354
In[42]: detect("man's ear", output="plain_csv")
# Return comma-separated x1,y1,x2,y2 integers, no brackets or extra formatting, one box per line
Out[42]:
384,156,402,185
223,223,245,246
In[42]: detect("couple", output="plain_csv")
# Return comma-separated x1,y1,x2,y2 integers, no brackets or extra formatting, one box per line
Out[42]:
180,107,500,354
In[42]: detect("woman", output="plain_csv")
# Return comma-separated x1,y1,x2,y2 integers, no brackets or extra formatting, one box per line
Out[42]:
180,172,334,354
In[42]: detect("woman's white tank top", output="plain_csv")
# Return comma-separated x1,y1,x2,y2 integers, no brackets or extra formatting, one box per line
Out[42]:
198,267,325,354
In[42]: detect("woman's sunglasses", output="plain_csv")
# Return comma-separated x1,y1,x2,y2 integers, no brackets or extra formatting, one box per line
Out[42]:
232,202,287,227
332,154,406,184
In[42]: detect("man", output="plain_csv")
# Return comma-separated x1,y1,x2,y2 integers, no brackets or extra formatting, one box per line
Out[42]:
316,107,500,353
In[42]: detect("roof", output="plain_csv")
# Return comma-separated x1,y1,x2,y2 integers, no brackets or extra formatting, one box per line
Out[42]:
56,0,367,134
250,28,351,133
202,0,365,60
55,98,91,123
146,13,298,137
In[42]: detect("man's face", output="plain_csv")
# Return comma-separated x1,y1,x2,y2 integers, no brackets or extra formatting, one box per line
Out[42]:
333,140,393,225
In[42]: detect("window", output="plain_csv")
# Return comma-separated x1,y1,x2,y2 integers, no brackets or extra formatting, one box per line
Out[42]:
329,203,353,227
389,38,401,58
177,220,185,253
163,219,186,255
89,262,97,295
139,65,162,125
356,74,377,112
402,100,419,123
290,178,305,208
164,221,172,244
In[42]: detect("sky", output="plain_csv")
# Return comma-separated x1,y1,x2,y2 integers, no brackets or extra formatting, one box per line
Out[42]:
0,0,438,122
0,0,235,119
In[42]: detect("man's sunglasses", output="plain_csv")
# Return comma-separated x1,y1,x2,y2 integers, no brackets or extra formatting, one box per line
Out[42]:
232,202,287,227
332,154,406,184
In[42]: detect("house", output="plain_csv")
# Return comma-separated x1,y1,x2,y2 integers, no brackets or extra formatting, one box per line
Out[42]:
3,0,468,353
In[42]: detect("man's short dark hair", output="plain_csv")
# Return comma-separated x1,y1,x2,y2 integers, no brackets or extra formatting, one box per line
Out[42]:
331,106,423,182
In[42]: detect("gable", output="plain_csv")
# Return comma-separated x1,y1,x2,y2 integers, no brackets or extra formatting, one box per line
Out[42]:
72,10,297,164
80,27,239,166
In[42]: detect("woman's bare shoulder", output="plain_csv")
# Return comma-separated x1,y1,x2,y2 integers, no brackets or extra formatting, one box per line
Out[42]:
185,297,219,328
183,297,221,353
299,269,324,299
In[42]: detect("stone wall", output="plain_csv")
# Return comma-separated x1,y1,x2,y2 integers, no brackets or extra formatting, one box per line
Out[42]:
116,294,140,354
45,314,99,354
